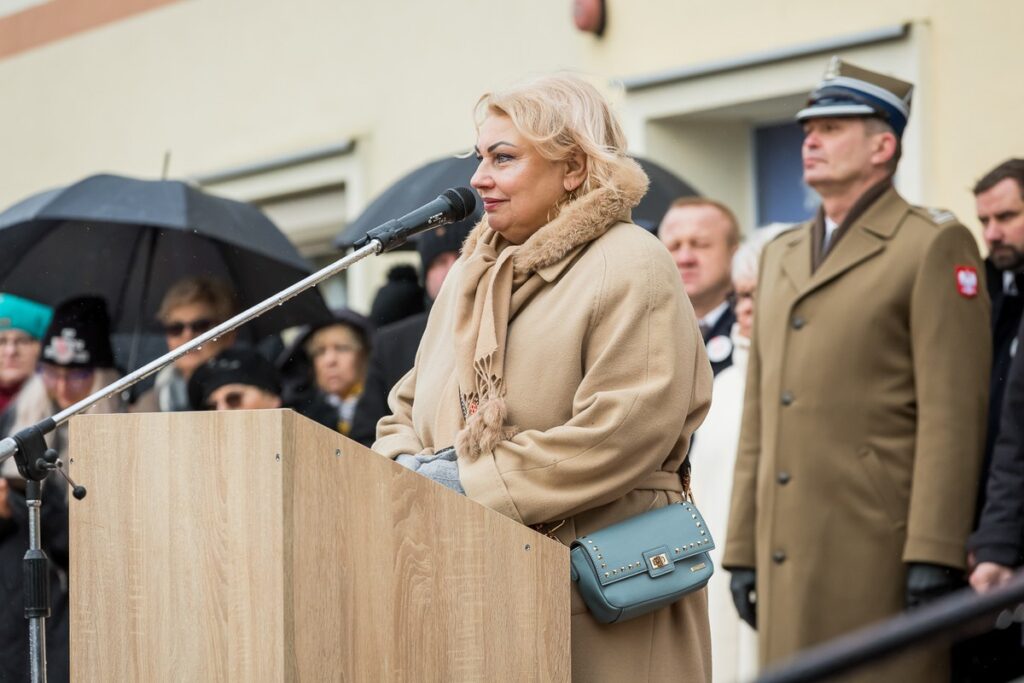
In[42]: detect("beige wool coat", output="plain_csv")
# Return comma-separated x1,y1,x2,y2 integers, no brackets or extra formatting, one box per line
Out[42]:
375,167,714,682
724,186,990,681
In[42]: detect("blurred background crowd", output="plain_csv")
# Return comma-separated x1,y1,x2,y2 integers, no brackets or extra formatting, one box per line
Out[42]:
0,1,1021,682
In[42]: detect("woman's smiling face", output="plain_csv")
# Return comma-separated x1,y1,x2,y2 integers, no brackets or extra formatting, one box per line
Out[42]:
470,114,574,245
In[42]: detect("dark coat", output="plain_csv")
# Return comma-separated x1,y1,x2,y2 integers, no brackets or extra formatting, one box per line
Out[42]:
703,303,736,377
960,293,1024,682
970,311,1024,567
977,259,1024,513
349,312,428,446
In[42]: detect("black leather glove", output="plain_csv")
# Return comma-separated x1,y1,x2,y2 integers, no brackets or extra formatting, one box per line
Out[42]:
905,562,960,609
729,568,757,629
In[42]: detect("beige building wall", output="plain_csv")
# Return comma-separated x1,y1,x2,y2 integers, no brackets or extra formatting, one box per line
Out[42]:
0,0,1021,311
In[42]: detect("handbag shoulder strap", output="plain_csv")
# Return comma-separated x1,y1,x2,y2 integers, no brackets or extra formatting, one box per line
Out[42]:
681,458,695,504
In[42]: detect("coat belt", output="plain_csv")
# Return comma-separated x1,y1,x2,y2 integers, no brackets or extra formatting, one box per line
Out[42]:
636,470,684,492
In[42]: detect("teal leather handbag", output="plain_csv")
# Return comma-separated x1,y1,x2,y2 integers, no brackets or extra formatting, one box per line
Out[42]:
569,501,715,624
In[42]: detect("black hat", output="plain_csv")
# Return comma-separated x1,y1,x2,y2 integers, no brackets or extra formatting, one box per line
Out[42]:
369,265,426,327
40,296,115,369
414,216,475,273
188,347,281,410
275,308,374,405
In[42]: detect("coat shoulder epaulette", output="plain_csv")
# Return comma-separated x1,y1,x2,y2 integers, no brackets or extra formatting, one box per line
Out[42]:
909,205,961,230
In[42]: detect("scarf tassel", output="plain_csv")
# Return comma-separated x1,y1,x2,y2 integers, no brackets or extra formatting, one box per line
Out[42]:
456,395,518,461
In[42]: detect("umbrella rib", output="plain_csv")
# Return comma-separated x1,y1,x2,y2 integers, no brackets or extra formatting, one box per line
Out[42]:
126,229,160,371
111,225,148,328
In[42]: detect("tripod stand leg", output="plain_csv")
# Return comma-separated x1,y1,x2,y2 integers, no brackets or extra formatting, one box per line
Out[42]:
24,480,49,683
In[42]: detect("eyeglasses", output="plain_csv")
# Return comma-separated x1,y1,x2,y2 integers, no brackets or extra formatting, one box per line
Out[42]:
40,365,94,389
207,390,245,410
162,318,216,338
0,333,38,351
308,343,361,359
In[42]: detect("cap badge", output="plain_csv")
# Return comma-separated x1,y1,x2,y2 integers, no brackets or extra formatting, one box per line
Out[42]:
824,55,842,79
955,266,979,299
44,328,90,365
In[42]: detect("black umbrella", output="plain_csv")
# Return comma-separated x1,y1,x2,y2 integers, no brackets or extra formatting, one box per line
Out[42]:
0,173,332,369
335,154,697,247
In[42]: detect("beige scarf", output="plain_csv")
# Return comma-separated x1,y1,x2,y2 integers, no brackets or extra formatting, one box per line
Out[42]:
453,157,649,460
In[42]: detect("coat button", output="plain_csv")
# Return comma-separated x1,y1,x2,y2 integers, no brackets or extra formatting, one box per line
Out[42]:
772,550,786,564
791,316,805,330
777,471,791,485
780,391,794,406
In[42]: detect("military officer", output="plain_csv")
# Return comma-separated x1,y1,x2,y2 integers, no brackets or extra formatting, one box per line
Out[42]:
723,57,990,681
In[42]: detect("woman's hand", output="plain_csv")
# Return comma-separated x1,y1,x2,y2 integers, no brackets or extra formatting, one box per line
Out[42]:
395,454,423,472
394,448,464,494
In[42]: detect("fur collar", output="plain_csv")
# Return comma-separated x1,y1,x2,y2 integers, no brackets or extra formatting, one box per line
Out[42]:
462,157,649,273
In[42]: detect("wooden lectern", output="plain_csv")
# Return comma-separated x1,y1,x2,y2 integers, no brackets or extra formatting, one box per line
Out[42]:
68,410,569,681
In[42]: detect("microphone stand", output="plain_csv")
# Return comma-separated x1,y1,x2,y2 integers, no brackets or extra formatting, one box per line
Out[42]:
0,223,415,683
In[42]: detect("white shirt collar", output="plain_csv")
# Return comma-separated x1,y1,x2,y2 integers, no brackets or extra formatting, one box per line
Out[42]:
1004,270,1019,296
824,216,839,248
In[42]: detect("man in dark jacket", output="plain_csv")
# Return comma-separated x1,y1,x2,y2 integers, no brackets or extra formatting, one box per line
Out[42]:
350,217,475,446
961,160,1024,682
974,159,1024,507
657,197,739,375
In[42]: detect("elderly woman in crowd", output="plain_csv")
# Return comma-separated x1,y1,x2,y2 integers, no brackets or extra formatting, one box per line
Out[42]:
279,310,372,435
0,296,126,459
133,276,238,413
688,223,794,682
374,74,713,681
0,293,52,415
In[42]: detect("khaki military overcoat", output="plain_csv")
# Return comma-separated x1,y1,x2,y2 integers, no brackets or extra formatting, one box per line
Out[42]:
375,164,714,682
724,187,990,681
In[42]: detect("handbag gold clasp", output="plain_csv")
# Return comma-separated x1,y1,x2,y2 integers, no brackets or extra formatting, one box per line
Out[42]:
649,553,669,570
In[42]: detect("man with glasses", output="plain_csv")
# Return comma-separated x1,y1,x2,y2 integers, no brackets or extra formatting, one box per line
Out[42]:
0,293,51,415
132,276,238,413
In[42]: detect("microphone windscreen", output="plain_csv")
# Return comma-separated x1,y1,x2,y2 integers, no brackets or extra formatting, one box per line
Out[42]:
443,187,477,221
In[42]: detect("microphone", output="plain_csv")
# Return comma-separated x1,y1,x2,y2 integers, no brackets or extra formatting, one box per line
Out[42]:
356,187,477,253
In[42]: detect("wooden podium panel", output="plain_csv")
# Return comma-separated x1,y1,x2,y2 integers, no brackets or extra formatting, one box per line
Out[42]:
68,410,569,682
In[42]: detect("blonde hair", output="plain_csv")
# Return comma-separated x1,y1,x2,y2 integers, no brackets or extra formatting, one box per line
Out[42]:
157,276,237,324
475,74,629,196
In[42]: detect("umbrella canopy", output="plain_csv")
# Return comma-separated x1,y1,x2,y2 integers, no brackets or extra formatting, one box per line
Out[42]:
0,174,332,367
335,154,697,248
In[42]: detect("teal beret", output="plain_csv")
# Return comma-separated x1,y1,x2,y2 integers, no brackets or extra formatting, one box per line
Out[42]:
0,293,53,340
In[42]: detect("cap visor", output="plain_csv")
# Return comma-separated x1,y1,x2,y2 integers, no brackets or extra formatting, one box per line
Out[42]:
796,103,876,121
